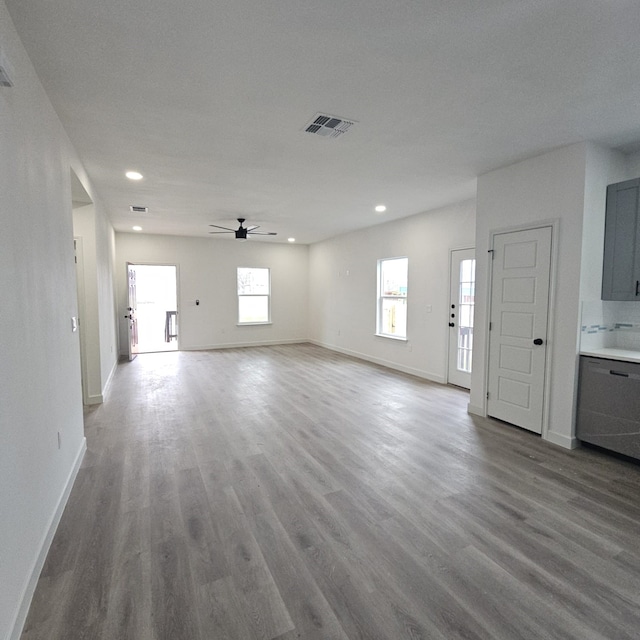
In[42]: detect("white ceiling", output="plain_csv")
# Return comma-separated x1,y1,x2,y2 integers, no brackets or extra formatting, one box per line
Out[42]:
6,0,640,244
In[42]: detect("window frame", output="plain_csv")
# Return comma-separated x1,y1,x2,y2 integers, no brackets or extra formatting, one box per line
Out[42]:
237,267,271,325
376,256,408,340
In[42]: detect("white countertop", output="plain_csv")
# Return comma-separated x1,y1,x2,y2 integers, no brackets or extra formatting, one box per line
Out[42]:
580,348,640,363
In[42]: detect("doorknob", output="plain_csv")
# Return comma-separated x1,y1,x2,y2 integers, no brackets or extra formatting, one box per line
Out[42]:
533,338,544,345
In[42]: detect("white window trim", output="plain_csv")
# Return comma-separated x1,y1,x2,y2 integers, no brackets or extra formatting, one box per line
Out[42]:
376,257,408,339
237,267,271,325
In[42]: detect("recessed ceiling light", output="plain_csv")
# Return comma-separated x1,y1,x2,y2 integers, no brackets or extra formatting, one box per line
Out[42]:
132,226,142,231
375,204,386,213
126,171,143,180
288,237,296,243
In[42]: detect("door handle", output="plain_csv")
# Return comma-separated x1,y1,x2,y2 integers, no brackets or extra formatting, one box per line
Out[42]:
449,322,455,327
533,338,544,345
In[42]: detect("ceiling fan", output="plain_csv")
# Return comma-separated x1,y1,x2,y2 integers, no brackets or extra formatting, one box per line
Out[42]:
209,218,277,240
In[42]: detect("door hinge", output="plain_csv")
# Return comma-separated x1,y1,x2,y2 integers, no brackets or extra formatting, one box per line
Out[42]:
489,322,492,331
487,391,490,400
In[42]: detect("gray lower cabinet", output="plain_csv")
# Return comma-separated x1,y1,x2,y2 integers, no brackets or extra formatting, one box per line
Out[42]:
602,177,640,300
577,356,640,460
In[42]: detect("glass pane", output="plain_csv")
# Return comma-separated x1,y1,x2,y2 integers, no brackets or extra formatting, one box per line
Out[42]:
238,296,269,323
381,258,408,296
237,267,269,295
459,304,474,328
381,298,407,337
460,258,474,283
457,258,476,374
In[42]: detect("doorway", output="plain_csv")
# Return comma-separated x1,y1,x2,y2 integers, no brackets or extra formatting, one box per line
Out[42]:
487,226,552,434
127,264,178,355
448,248,475,389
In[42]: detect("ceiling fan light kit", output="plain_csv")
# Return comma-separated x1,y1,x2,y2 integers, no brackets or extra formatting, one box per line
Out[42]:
209,218,277,240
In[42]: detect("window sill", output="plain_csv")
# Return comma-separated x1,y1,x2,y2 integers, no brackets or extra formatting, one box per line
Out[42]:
237,322,272,326
375,333,407,342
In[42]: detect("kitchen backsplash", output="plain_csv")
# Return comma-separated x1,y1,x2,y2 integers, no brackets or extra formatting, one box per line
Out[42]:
580,300,640,351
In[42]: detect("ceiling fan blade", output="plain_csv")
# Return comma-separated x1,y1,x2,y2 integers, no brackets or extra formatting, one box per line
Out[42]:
246,225,260,232
209,224,236,231
209,230,234,234
247,231,277,236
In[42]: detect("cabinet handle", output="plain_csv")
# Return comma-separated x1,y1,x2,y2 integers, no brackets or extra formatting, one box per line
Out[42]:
636,280,639,296
610,370,629,377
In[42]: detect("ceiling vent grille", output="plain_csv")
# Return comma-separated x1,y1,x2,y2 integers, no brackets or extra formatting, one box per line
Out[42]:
304,113,356,139
130,205,148,213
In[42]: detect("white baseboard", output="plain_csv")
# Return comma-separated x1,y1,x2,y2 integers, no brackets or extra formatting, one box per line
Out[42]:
86,393,103,405
10,438,87,640
467,403,486,417
310,340,446,384
182,338,308,351
544,429,578,450
100,358,118,402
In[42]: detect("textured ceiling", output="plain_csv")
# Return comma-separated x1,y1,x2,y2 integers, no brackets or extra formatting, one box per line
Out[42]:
6,0,640,243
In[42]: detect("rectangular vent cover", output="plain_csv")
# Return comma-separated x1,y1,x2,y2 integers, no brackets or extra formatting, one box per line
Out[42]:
304,113,356,139
130,205,148,213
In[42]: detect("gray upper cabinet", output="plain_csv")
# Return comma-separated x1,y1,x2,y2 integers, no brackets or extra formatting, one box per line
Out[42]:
602,177,640,300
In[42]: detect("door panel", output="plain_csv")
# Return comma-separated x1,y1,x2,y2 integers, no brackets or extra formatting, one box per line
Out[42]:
488,227,552,433
448,248,475,389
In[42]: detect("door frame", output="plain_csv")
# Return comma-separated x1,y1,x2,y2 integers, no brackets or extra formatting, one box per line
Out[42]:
484,219,559,440
447,246,475,389
74,237,89,404
125,261,181,355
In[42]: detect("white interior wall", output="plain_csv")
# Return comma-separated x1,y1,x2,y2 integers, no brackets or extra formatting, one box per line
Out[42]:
623,150,640,179
115,233,309,352
469,142,636,449
95,211,119,393
309,200,476,382
72,204,119,403
72,205,102,402
0,3,102,638
471,143,589,448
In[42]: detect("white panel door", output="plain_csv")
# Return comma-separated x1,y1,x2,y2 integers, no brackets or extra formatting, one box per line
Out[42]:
448,248,475,389
487,227,552,434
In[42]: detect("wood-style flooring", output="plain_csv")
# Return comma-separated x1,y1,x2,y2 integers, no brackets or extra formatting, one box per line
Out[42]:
22,344,640,639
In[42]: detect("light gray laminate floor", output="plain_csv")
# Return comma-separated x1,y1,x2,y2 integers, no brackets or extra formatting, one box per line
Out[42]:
22,344,640,639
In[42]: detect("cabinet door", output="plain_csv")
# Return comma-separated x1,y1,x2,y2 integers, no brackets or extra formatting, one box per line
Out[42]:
577,357,640,460
602,178,640,300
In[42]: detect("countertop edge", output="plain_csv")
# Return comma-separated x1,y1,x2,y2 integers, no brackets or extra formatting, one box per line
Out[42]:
579,348,640,364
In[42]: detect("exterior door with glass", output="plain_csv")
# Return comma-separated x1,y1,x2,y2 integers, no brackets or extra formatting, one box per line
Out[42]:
126,264,138,361
448,248,475,389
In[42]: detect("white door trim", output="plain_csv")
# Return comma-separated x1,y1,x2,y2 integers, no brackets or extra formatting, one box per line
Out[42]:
484,219,559,441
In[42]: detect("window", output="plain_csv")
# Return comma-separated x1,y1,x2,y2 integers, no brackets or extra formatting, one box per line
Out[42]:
237,267,270,324
377,257,408,338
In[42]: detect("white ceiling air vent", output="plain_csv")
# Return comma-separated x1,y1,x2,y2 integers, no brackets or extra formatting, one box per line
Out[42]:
304,113,356,139
130,205,148,213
